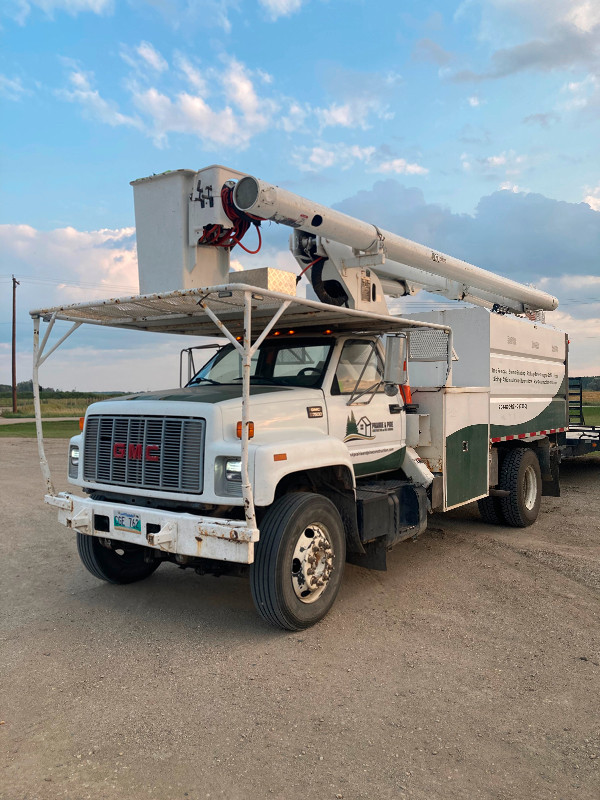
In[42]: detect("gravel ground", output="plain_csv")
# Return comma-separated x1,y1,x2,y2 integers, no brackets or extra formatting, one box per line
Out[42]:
1,439,599,800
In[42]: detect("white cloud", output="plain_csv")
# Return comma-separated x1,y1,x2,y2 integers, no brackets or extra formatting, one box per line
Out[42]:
314,65,399,131
120,41,169,75
468,95,482,106
6,0,112,23
222,58,272,127
60,58,276,149
259,0,304,20
56,52,404,151
0,75,29,101
499,181,522,192
280,102,308,133
550,309,600,375
316,98,394,130
0,223,298,391
293,143,376,171
0,224,139,304
458,0,599,41
451,0,600,81
375,158,429,176
583,185,600,211
292,144,428,176
561,74,599,111
129,59,276,149
136,41,168,73
58,67,142,129
317,102,367,129
565,0,600,33
478,150,527,176
174,53,207,94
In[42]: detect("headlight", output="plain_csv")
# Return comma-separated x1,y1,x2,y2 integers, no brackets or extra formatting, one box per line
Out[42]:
225,458,242,482
69,445,80,479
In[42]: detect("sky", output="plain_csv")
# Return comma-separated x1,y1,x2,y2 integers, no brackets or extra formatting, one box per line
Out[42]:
1,0,599,391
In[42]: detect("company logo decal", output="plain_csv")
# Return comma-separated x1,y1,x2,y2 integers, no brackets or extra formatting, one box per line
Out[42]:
344,412,374,442
343,413,394,442
113,442,159,462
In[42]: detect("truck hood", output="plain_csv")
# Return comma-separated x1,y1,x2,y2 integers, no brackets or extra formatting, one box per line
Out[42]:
116,384,291,404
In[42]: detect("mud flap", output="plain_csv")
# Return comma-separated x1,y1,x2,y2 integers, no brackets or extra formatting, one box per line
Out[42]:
538,440,561,498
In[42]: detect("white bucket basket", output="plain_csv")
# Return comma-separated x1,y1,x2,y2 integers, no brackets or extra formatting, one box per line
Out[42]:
131,166,247,294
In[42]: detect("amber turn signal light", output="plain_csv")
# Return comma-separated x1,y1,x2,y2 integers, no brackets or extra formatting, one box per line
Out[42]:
236,421,254,439
79,417,84,431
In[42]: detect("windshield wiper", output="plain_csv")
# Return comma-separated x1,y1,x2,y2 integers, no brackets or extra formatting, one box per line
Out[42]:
188,377,221,386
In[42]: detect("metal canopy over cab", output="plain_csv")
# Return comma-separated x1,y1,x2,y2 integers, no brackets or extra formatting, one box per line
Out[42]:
30,280,451,339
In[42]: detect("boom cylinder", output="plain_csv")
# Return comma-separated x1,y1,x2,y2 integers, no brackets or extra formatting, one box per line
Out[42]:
233,175,558,312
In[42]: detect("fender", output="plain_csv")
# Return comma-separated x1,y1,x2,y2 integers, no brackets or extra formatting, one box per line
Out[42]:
251,434,355,507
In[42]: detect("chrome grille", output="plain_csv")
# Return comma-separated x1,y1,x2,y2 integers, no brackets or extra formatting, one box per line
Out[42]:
83,415,205,494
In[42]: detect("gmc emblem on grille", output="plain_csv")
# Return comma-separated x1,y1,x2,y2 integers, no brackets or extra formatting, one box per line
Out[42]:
113,442,159,462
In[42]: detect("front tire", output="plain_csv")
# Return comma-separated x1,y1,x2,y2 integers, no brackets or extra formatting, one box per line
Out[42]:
251,493,346,630
77,533,161,584
498,447,542,528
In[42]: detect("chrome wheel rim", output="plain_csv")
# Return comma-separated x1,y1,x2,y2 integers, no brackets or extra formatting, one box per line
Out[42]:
291,523,334,604
523,464,537,510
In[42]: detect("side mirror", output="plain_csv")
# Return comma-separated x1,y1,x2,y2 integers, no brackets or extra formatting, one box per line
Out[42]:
383,334,408,393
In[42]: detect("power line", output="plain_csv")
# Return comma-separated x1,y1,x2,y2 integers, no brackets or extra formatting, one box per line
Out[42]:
0,274,138,291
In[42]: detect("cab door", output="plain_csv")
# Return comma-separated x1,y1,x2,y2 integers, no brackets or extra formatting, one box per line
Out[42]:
325,337,406,478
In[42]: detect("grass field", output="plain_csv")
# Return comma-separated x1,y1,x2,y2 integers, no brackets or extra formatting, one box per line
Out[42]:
0,394,121,418
582,406,600,426
0,421,80,438
582,390,600,405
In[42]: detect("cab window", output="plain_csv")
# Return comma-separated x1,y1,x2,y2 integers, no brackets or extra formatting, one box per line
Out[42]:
332,340,384,395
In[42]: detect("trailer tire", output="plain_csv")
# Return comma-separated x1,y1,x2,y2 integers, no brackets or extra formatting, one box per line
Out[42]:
76,533,160,584
250,493,345,631
498,447,542,528
477,495,504,525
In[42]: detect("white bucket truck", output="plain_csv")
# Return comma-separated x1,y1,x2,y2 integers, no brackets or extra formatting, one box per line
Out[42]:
32,166,567,630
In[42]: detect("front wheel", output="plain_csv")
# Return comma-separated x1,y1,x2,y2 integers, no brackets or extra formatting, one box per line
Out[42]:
77,533,161,584
250,493,346,630
498,447,542,528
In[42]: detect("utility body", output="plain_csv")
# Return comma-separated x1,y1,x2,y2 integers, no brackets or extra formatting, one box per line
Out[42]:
32,166,567,629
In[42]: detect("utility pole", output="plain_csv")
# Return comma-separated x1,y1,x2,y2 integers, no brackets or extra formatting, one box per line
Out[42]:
12,275,20,413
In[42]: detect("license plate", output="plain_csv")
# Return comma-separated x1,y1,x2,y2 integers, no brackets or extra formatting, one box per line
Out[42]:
113,512,142,533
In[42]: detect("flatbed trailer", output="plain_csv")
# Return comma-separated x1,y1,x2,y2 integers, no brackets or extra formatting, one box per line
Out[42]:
561,377,600,459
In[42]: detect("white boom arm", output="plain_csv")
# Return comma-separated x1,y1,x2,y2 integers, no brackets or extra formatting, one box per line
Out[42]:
233,175,558,313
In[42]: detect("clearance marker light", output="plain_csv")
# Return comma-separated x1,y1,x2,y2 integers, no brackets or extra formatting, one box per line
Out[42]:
236,421,255,439
273,453,287,462
79,417,84,431
288,330,295,335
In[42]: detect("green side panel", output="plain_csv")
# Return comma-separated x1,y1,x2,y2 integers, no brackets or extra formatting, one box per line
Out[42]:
445,424,489,508
490,397,568,438
353,447,406,478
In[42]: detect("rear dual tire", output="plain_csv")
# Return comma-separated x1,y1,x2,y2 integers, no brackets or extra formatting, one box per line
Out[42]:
478,447,542,528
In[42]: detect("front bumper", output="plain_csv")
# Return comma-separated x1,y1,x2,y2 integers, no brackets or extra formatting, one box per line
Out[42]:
46,493,259,564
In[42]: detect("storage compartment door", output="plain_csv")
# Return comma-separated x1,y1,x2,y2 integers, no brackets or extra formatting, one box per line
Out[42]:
444,390,489,510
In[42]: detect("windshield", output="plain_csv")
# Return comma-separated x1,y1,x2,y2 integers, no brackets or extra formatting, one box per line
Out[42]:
187,337,334,389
